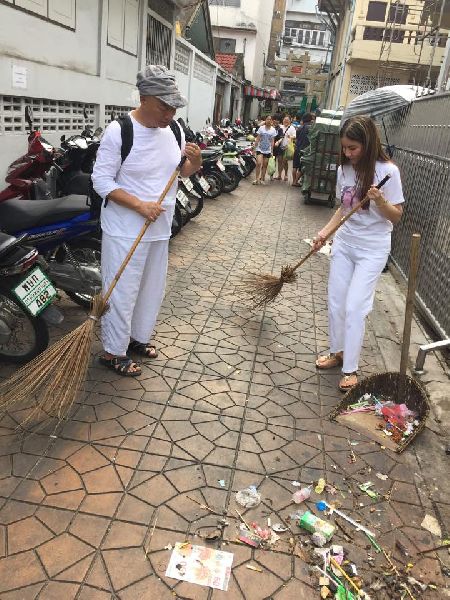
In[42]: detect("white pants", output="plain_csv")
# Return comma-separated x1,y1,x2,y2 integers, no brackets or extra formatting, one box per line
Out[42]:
328,238,389,374
101,233,169,356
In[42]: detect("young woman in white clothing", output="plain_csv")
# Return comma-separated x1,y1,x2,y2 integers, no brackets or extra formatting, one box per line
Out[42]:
274,115,296,181
312,116,404,392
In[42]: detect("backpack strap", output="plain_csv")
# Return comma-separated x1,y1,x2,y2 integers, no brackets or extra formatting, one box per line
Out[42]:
118,114,134,163
169,119,182,149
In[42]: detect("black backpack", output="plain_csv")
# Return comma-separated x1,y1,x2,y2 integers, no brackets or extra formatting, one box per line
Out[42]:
88,115,182,218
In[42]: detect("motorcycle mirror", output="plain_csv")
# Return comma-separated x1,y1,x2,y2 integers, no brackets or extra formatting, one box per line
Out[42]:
60,134,66,142
94,127,103,137
83,107,88,120
110,111,116,122
25,106,33,131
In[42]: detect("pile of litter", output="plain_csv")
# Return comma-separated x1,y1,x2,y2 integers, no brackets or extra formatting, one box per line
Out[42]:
341,393,419,446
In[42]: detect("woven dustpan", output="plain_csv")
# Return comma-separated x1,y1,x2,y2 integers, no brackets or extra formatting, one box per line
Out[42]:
329,234,430,453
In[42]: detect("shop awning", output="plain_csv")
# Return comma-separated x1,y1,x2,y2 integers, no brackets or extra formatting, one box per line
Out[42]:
244,85,281,100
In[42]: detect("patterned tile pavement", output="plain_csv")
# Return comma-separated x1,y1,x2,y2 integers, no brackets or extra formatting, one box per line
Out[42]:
0,179,448,599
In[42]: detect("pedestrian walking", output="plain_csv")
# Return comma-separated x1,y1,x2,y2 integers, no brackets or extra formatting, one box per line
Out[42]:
313,116,404,392
274,116,296,181
292,113,314,187
92,65,202,377
252,115,276,185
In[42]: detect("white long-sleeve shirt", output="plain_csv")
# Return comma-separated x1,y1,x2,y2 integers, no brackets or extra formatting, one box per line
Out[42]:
92,114,184,241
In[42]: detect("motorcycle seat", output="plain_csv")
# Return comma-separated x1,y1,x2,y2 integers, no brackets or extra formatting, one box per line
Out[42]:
0,195,90,233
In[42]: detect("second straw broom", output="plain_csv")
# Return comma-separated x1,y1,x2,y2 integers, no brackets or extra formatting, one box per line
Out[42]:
245,174,391,308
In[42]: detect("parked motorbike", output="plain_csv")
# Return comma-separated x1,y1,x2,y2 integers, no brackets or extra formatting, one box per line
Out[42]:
0,196,101,309
0,232,63,363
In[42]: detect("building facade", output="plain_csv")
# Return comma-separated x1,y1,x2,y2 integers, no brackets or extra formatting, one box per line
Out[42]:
209,0,276,119
0,0,235,182
322,0,450,109
281,0,333,65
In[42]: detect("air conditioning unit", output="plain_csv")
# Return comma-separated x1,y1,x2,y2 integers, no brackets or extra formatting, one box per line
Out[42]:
283,36,293,45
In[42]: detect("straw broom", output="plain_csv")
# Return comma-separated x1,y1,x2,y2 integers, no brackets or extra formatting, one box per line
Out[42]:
0,158,186,424
245,174,391,308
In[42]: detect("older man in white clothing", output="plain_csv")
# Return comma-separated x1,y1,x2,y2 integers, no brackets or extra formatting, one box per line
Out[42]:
92,65,202,377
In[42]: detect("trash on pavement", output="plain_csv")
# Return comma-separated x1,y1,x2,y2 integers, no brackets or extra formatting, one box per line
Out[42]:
421,514,442,537
298,510,335,542
316,500,376,538
375,472,388,480
235,485,261,508
358,481,379,500
271,522,289,533
292,480,301,487
218,479,226,487
315,478,326,494
165,542,233,591
246,564,263,573
292,486,312,503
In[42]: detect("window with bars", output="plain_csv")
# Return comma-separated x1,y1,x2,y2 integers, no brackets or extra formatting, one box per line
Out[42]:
389,2,408,24
0,96,95,135
146,13,172,67
285,27,328,47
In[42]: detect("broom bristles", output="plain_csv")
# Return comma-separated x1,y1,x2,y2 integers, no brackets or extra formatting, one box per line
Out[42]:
0,292,107,426
243,264,297,308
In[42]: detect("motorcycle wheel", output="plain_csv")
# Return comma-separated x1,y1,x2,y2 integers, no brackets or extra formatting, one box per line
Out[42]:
171,204,183,238
63,238,102,309
0,289,49,364
221,170,240,193
203,173,223,199
185,194,204,219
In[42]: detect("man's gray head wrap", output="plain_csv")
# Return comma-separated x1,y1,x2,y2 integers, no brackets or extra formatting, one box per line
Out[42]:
136,65,187,109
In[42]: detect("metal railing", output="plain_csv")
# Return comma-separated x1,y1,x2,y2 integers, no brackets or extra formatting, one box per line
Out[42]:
381,92,450,338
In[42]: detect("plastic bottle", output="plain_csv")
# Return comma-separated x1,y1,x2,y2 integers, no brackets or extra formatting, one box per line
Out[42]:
298,510,335,541
292,486,311,504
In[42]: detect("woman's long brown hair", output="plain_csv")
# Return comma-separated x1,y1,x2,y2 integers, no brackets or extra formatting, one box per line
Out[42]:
340,116,390,208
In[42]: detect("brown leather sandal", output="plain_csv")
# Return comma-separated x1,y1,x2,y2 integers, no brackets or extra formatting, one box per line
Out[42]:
339,373,358,392
316,353,343,369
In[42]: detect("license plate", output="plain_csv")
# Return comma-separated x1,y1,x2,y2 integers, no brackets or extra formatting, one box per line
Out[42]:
13,266,57,317
197,176,210,192
176,189,189,208
180,177,194,191
216,160,225,171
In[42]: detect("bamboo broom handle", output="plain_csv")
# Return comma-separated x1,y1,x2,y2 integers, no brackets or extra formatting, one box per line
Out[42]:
101,156,186,306
399,233,421,376
290,174,391,273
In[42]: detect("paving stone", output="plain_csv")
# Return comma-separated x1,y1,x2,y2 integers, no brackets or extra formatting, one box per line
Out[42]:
0,179,448,596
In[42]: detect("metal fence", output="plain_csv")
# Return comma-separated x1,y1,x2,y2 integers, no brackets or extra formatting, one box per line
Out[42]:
381,92,450,338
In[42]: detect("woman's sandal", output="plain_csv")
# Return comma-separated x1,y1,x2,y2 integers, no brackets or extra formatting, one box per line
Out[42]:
128,340,159,359
316,353,343,369
99,355,141,377
339,373,358,392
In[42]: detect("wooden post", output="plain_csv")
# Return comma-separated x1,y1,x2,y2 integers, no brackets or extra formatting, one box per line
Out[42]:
399,234,421,376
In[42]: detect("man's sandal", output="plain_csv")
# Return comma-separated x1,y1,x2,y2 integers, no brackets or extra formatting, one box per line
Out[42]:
128,340,159,359
99,355,141,377
339,373,358,392
316,353,343,369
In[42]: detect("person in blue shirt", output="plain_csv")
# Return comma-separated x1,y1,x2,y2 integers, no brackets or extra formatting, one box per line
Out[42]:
252,115,277,185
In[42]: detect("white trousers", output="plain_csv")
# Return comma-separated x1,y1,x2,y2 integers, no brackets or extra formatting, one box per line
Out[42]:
101,233,169,356
328,238,389,374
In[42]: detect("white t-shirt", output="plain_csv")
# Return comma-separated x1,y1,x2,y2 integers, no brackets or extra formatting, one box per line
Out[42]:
335,161,404,251
280,124,296,148
256,125,276,154
92,114,185,241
